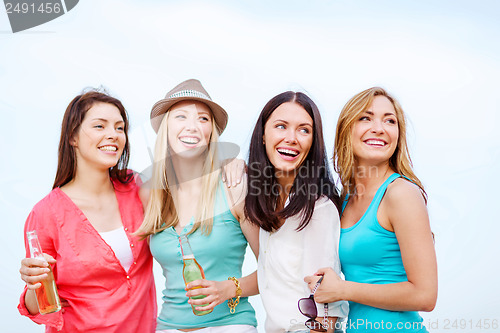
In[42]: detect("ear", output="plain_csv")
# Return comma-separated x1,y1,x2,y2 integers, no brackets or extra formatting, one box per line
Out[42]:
262,136,265,145
69,136,78,147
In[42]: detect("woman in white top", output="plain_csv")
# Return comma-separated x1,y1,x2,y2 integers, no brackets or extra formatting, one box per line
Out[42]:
244,91,349,333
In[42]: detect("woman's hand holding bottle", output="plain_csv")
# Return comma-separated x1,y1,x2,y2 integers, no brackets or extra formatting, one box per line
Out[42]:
185,279,236,311
19,253,56,290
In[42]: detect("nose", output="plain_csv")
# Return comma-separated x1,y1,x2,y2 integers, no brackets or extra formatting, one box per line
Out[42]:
185,116,198,132
106,127,119,140
371,119,385,134
284,129,297,144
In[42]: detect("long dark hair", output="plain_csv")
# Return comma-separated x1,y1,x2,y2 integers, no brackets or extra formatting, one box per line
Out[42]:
245,91,340,232
53,89,131,189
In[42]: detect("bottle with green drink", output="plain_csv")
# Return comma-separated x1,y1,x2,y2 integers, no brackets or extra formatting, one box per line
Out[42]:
179,234,212,316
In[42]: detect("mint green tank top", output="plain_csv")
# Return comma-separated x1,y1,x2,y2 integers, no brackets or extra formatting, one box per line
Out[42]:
339,173,428,332
150,181,257,330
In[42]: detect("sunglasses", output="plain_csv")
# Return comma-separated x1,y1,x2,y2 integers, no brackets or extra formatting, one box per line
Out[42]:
298,276,329,332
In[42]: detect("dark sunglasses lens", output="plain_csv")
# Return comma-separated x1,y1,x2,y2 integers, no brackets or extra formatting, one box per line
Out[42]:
298,298,317,317
306,319,327,332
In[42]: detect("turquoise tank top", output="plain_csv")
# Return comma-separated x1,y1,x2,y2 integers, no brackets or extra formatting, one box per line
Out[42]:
150,181,257,330
339,173,427,332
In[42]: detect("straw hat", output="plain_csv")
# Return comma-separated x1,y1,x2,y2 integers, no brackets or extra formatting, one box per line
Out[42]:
150,79,228,134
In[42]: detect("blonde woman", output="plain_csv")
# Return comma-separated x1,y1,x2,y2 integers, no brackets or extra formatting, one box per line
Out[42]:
136,79,259,333
306,87,437,332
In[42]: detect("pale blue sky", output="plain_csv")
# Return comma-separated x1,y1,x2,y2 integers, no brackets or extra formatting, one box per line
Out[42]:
1,1,499,332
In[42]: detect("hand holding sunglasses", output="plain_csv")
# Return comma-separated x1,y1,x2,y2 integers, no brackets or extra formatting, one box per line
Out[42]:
298,276,329,332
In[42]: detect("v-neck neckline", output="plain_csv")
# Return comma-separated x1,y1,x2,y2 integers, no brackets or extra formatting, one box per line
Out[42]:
55,185,133,273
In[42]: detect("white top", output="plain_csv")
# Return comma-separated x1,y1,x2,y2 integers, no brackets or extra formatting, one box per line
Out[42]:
99,227,134,272
257,196,349,333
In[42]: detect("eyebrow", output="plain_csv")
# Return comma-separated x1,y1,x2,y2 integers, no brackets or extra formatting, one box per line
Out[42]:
91,118,124,123
364,111,396,117
171,109,211,116
170,108,187,113
273,119,313,127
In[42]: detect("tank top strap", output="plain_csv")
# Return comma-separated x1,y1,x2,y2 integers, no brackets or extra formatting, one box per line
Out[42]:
341,195,350,214
341,173,402,217
369,173,401,212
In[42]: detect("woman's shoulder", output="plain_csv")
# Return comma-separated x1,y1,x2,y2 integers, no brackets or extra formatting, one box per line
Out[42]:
384,176,426,209
112,170,141,192
299,195,340,233
26,188,67,231
314,195,338,210
31,188,64,214
309,195,340,222
386,177,422,199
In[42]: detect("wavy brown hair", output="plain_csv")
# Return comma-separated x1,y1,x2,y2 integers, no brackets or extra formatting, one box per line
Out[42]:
53,89,131,189
333,87,426,201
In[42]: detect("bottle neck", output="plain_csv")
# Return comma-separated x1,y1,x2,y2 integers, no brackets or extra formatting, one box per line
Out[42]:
179,235,195,259
27,232,44,260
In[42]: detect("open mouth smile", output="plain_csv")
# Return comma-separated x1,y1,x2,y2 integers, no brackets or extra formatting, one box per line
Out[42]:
179,136,201,145
364,139,387,147
277,147,300,160
98,145,118,152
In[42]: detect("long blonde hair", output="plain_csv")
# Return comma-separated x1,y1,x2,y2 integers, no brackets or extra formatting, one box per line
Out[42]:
333,87,426,201
136,109,221,239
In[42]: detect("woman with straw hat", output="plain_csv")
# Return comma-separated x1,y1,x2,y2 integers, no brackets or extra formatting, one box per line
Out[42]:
136,79,259,333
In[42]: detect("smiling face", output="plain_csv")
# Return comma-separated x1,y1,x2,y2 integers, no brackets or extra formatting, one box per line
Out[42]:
351,95,399,166
71,102,126,171
263,102,314,178
166,101,213,159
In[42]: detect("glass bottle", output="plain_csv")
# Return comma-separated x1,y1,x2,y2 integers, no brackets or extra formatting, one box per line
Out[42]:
179,234,212,316
26,231,61,314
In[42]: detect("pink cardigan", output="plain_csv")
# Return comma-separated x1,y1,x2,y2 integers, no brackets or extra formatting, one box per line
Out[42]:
18,176,156,332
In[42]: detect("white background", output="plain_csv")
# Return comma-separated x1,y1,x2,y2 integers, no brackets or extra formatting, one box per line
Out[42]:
1,1,499,332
